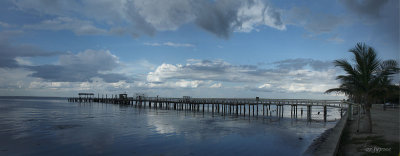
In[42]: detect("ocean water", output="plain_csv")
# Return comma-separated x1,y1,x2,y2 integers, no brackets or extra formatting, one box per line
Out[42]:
0,97,341,156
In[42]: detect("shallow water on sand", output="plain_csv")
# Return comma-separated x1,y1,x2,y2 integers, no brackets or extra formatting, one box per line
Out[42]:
0,97,341,156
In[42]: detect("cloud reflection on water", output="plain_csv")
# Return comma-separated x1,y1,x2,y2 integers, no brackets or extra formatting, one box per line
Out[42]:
0,97,338,155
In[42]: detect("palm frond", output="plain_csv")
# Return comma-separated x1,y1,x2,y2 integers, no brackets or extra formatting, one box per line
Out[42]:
326,42,398,103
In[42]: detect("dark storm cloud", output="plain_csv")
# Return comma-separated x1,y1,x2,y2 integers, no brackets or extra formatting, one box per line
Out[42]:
26,50,130,83
13,0,285,38
28,65,129,83
0,40,59,68
0,30,129,83
339,0,389,18
339,0,398,49
194,0,285,38
194,0,241,38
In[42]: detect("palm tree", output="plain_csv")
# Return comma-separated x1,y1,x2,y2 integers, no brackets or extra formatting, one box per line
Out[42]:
325,43,399,133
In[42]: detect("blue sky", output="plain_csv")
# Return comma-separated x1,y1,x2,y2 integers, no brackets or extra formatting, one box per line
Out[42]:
0,0,398,99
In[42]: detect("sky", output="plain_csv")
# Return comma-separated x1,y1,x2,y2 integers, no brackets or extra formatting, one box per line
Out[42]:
0,0,398,99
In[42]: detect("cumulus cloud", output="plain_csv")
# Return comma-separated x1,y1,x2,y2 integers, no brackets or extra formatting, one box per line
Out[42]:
235,0,285,32
147,59,256,83
195,0,285,38
13,0,285,38
0,57,341,97
258,83,271,88
210,83,222,88
148,80,205,89
27,49,130,83
146,59,338,93
0,68,35,89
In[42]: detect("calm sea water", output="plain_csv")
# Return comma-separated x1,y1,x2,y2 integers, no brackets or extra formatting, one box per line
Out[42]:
0,97,341,156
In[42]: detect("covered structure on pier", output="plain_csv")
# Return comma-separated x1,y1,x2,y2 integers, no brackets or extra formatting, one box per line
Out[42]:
119,94,128,99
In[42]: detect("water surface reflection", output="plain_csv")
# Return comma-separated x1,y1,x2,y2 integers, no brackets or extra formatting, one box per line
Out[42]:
0,97,338,155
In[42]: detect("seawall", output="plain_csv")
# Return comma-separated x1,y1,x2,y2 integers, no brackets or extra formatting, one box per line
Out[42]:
304,111,348,156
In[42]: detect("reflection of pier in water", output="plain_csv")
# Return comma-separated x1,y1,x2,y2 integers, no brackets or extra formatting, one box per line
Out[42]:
68,94,348,122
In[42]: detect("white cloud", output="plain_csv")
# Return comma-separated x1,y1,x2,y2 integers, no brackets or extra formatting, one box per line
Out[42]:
144,42,194,47
235,0,285,32
15,57,33,66
0,68,35,89
146,59,339,93
258,83,271,88
146,80,205,88
163,42,194,47
0,56,342,98
210,83,222,88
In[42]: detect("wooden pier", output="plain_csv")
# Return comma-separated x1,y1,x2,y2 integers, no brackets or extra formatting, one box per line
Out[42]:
68,94,348,122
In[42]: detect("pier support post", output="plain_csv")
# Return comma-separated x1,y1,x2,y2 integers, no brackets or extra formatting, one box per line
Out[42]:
340,108,343,117
256,103,258,116
301,108,303,116
291,105,293,117
236,104,238,115
263,104,265,116
243,104,246,116
307,105,312,121
323,106,327,122
248,104,250,116
252,104,255,116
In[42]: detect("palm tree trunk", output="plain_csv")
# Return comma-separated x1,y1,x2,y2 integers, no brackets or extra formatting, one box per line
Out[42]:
365,94,373,133
365,106,372,133
364,95,373,133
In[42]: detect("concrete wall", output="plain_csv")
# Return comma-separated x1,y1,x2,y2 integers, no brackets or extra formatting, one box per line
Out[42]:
304,111,349,156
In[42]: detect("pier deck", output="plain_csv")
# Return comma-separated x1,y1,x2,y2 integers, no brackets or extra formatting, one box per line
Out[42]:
68,95,349,122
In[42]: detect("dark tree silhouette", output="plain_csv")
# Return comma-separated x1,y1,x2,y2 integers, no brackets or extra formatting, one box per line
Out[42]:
325,43,399,133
